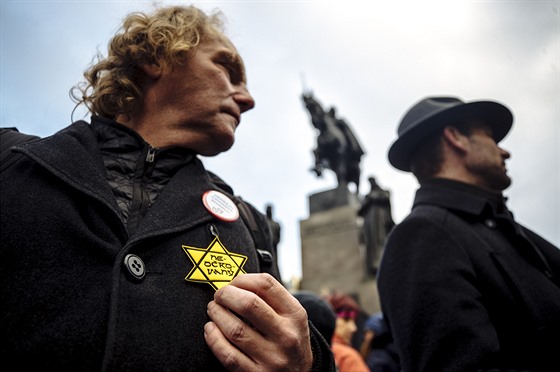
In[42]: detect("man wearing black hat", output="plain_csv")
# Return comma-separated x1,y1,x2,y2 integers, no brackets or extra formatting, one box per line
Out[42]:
377,97,560,371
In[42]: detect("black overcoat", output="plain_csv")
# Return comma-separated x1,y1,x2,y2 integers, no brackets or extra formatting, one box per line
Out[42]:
378,179,560,372
0,121,333,371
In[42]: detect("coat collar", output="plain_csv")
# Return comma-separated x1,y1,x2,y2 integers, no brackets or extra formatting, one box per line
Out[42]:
13,119,222,240
413,178,558,284
15,120,118,213
413,178,512,222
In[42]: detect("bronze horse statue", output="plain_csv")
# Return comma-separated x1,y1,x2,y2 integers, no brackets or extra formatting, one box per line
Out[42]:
302,92,364,191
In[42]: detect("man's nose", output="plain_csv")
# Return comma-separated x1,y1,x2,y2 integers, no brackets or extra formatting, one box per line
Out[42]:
235,86,255,113
500,147,511,159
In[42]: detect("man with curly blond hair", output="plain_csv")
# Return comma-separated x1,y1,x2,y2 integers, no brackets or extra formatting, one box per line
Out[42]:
0,5,335,371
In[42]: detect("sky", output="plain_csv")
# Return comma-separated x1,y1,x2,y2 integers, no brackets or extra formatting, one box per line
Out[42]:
1,0,559,282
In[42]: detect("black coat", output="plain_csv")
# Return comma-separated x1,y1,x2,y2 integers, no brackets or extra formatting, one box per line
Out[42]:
378,179,560,372
0,121,333,371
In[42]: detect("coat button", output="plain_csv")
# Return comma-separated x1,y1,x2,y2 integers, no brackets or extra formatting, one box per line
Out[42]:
124,254,145,281
484,219,497,229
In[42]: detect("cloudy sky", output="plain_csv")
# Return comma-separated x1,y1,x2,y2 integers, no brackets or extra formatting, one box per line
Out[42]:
2,0,558,281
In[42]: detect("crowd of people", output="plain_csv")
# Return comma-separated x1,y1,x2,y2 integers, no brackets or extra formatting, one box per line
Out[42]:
1,3,559,372
293,290,400,372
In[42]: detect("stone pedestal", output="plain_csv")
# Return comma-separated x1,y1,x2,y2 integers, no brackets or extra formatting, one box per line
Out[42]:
299,187,380,314
309,185,361,213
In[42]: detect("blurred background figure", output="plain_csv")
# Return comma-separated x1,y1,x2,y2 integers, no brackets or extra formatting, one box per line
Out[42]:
293,290,336,347
326,292,370,372
360,313,400,372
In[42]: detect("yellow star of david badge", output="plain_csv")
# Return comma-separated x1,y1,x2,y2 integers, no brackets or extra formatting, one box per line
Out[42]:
183,237,247,291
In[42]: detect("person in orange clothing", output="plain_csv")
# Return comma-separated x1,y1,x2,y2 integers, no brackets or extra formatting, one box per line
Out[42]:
326,292,370,372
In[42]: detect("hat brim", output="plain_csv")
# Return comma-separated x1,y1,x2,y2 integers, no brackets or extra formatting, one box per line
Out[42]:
388,101,513,172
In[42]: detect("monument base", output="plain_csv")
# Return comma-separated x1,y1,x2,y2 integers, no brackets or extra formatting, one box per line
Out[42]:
299,189,380,314
308,186,360,214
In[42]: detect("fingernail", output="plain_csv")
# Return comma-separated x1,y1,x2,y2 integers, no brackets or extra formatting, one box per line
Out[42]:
204,321,215,337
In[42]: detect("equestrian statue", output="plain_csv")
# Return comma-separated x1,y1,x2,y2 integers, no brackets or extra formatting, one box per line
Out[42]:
302,91,365,191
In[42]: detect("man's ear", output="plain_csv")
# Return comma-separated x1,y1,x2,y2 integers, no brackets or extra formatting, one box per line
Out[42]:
442,126,469,153
139,62,163,80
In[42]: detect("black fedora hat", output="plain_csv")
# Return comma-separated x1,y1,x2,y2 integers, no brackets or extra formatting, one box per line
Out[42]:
388,96,513,172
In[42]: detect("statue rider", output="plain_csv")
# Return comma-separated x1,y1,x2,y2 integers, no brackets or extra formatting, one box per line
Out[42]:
302,92,364,191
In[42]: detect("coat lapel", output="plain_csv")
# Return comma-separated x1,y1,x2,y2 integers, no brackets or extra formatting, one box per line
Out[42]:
130,156,217,240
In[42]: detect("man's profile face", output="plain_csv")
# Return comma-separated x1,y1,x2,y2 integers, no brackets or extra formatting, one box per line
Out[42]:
150,35,255,155
464,125,512,192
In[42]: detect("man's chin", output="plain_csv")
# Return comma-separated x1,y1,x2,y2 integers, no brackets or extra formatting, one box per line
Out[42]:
199,139,235,157
494,175,512,191
502,178,512,191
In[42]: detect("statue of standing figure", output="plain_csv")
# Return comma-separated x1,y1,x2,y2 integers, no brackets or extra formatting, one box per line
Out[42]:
358,176,395,276
302,91,365,191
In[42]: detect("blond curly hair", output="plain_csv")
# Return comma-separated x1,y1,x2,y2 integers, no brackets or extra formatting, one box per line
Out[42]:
71,5,226,119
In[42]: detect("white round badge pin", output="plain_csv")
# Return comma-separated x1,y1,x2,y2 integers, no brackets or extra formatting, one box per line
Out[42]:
202,190,240,222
